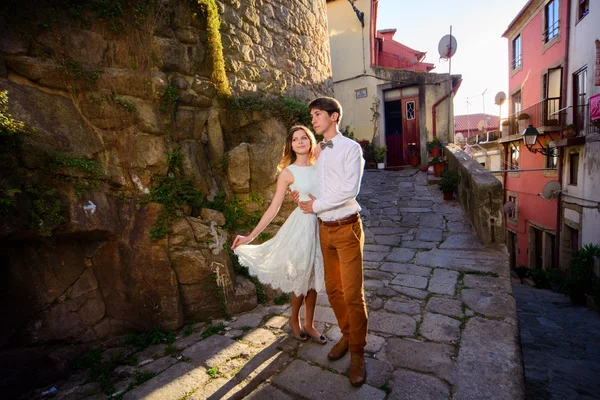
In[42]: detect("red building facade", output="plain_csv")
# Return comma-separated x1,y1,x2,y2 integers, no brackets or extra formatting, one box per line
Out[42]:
501,0,567,271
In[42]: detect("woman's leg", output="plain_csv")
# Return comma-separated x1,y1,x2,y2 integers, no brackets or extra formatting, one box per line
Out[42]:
303,290,317,333
303,290,325,341
290,292,305,335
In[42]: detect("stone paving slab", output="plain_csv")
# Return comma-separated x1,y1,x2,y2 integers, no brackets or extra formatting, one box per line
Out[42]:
428,269,459,295
390,369,451,400
380,262,431,276
273,359,386,400
122,362,208,400
390,273,428,289
453,317,524,400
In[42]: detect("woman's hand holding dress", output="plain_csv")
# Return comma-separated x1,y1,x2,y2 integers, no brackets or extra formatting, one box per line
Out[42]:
232,235,252,249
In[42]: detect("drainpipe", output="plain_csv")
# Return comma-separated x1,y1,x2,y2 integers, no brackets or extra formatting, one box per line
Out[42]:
556,0,571,268
432,78,462,138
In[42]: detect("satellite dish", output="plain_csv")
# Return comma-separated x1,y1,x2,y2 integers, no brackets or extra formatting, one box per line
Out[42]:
454,132,465,143
438,34,458,59
477,120,487,132
495,91,507,106
541,181,562,200
503,201,515,215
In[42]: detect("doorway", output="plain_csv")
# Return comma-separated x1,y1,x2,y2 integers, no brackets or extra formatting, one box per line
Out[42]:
384,96,420,166
507,230,518,270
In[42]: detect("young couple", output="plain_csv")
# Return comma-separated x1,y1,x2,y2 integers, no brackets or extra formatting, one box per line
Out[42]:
231,97,368,387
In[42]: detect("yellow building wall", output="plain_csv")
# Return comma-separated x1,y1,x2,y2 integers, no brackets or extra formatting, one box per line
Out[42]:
327,0,371,80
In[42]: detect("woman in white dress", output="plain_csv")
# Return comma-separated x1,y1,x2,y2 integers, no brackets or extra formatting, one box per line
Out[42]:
232,125,326,344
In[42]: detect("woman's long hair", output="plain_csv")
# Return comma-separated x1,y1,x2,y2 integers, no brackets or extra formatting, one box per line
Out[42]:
277,125,317,173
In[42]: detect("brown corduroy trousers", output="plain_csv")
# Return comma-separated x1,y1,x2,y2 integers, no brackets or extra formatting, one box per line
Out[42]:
319,218,368,354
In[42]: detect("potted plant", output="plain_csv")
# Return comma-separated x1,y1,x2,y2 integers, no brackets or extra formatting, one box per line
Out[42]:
517,112,530,133
563,123,577,138
426,136,443,157
429,156,445,177
407,143,419,166
374,145,387,169
438,170,460,201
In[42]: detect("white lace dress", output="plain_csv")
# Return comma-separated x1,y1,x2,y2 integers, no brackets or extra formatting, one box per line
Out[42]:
234,164,325,296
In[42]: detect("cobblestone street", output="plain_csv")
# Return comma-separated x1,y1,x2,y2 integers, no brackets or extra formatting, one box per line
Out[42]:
513,282,600,399
32,170,524,400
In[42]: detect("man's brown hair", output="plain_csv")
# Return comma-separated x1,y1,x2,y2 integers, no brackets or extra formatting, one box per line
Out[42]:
309,97,343,125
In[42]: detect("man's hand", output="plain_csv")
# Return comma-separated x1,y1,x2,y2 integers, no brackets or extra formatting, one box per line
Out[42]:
299,193,316,214
232,235,252,249
290,189,300,204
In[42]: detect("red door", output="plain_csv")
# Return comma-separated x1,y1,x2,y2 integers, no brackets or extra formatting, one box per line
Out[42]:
385,97,420,166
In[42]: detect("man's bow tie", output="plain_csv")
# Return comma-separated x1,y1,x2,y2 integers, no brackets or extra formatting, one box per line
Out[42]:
319,140,333,150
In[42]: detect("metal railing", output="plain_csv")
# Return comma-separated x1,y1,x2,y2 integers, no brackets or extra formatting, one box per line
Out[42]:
506,97,561,136
572,103,598,135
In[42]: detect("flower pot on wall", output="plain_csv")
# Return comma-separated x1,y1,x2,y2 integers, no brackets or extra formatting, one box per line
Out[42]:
410,156,419,166
430,148,441,157
433,163,445,177
517,119,530,134
443,191,454,201
377,162,385,170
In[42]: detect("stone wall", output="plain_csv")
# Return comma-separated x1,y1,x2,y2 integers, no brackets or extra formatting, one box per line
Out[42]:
444,144,506,246
0,0,332,356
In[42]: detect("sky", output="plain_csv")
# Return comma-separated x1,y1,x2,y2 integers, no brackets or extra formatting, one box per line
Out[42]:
376,0,528,118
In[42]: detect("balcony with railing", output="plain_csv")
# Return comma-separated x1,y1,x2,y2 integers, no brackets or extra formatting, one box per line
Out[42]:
505,97,562,136
572,103,598,136
466,130,500,145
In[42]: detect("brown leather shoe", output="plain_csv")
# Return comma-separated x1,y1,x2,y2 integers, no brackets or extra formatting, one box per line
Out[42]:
327,336,349,360
349,352,366,387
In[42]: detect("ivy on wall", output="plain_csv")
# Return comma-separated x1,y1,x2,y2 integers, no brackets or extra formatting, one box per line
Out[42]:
198,0,231,97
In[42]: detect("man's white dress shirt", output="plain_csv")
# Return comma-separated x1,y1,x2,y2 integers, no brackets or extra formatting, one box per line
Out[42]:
312,133,365,221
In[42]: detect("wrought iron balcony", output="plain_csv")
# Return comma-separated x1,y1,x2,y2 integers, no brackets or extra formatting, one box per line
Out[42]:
506,97,562,136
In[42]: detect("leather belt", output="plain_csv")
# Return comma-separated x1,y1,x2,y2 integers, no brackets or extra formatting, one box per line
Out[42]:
318,213,360,227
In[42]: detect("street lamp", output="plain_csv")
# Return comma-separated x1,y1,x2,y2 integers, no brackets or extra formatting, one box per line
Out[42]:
521,124,557,156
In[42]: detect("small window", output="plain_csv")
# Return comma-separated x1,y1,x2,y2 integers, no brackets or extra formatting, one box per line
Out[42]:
544,0,560,43
569,153,579,184
579,0,589,20
508,195,518,222
512,35,522,69
406,101,415,120
510,142,520,170
546,143,558,169
512,91,522,115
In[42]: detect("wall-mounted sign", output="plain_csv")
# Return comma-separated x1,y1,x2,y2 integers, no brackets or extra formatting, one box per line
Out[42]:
355,88,368,99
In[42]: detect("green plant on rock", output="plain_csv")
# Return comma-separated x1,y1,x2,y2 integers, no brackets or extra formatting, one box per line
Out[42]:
58,57,103,89
160,85,179,115
125,328,176,351
50,152,105,197
25,183,65,237
228,96,311,127
274,292,291,305
0,188,21,213
113,96,136,112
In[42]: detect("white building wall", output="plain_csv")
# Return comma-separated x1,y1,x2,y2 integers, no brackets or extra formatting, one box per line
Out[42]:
563,1,600,248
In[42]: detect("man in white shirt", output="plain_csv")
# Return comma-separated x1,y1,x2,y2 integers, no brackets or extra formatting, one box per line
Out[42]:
298,97,368,387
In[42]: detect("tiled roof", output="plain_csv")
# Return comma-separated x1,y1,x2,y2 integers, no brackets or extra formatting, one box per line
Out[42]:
454,113,500,133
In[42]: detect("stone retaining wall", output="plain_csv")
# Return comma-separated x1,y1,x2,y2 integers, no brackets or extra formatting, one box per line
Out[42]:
444,144,506,245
